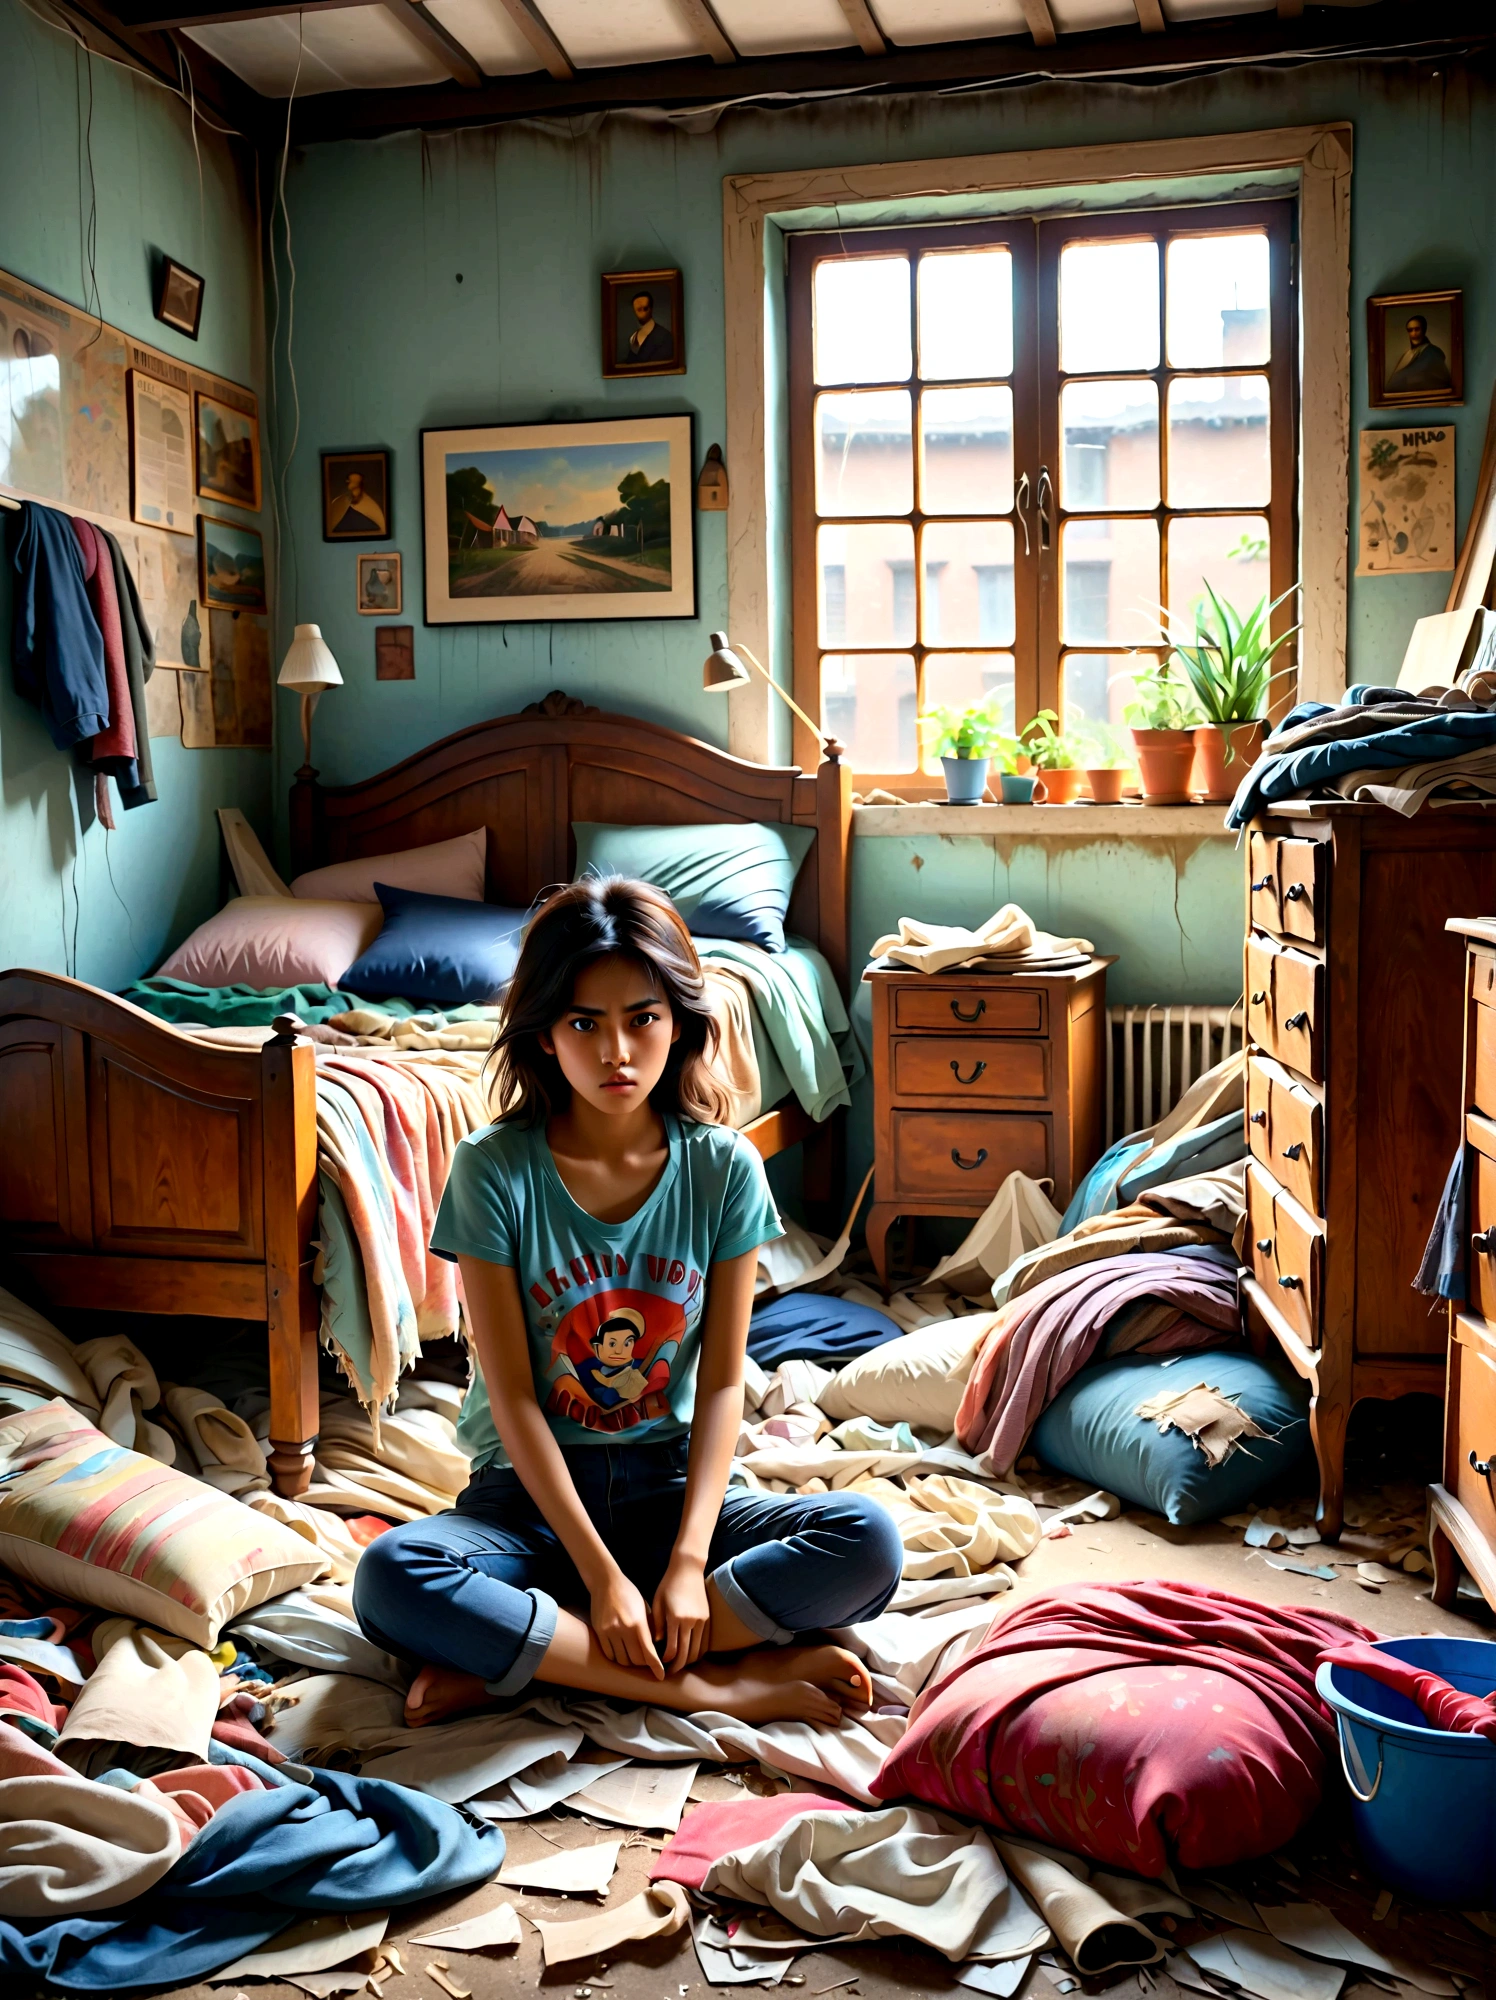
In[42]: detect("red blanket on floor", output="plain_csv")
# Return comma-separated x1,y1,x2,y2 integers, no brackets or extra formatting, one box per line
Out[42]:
873,1582,1375,1878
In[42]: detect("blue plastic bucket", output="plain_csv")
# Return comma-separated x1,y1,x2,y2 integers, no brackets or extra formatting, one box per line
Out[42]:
1316,1636,1496,1904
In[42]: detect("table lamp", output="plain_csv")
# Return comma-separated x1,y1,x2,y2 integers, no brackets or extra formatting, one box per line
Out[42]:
701,630,836,756
278,623,343,774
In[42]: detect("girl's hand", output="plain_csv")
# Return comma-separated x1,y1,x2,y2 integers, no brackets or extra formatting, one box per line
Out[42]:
590,1571,664,1678
653,1556,711,1672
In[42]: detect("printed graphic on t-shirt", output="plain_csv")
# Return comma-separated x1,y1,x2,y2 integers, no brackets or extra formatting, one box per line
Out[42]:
544,1287,688,1433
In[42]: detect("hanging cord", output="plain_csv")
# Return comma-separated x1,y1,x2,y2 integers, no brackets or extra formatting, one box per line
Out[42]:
178,45,207,259
19,0,241,135
267,15,305,628
72,25,103,349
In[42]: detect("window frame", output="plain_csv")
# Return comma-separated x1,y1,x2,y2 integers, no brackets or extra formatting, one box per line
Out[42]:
786,197,1299,791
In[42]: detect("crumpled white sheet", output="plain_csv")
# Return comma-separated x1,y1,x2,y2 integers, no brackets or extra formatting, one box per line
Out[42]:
831,1600,998,1706
71,1336,173,1462
163,1384,269,1495
0,1773,182,1916
699,1804,1050,1962
228,1584,409,1692
847,1475,1042,1581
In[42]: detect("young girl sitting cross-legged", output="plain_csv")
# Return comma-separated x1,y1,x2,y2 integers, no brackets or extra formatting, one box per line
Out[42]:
353,876,903,1727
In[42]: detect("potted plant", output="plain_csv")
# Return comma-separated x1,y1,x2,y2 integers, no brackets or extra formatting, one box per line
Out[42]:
1022,709,1084,804
1157,583,1299,803
1073,720,1132,804
1120,660,1202,804
919,695,1011,804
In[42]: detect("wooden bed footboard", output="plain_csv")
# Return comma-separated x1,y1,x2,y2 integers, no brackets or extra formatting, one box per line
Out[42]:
0,972,322,1495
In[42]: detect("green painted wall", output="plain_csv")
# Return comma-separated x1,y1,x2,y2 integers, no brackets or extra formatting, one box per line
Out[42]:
269,56,1492,1031
0,0,269,989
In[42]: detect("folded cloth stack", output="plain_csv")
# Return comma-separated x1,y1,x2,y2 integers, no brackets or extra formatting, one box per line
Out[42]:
868,905,1094,977
1226,680,1496,829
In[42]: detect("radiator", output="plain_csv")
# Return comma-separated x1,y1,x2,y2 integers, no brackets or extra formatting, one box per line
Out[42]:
1105,1003,1245,1146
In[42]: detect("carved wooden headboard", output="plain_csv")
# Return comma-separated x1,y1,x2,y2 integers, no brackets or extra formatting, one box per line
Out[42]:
289,691,854,988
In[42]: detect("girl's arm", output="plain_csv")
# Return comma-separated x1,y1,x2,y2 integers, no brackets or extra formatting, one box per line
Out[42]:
457,1253,665,1678
652,1246,758,1670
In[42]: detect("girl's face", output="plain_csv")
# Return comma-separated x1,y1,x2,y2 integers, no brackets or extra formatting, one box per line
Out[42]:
538,953,680,1118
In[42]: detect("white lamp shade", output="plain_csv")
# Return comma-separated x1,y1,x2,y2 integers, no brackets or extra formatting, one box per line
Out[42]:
278,623,343,691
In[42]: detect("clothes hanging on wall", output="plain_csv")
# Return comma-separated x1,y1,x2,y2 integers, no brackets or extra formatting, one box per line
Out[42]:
71,518,139,828
8,501,109,750
102,529,157,809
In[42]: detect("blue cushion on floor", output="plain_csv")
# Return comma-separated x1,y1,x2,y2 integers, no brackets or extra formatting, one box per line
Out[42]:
747,1292,904,1369
344,886,528,1007
1030,1349,1310,1527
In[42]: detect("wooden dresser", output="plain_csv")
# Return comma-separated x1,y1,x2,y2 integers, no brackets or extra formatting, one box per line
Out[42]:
1243,804,1496,1539
864,959,1112,1291
1431,918,1496,1615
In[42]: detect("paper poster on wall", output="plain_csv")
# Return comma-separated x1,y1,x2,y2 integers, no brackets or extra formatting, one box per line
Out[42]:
0,274,68,500
127,530,203,670
205,609,272,745
129,371,194,534
1357,425,1456,576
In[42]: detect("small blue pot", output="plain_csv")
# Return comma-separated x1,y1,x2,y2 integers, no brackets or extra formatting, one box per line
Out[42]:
1000,773,1041,804
941,756,990,804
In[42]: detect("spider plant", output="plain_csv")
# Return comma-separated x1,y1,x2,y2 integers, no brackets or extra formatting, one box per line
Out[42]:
1156,583,1300,724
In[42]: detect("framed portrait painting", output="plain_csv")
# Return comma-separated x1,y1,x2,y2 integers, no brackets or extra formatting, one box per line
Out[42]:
195,392,262,512
602,268,684,379
421,414,695,625
324,450,391,540
198,514,267,613
357,552,402,614
1368,290,1463,408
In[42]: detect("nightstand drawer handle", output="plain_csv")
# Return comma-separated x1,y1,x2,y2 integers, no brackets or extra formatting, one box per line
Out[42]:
1277,1273,1302,1290
1282,1141,1304,1161
1284,883,1307,902
951,1147,988,1172
1471,1450,1494,1479
1251,876,1274,892
950,998,986,1023
1284,1010,1310,1030
950,1059,988,1086
1256,1237,1274,1254
1250,1110,1267,1126
1251,990,1266,1005
1473,1229,1496,1257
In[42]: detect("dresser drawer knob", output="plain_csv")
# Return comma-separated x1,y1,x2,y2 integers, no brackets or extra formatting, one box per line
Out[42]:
1250,990,1267,1006
950,998,986,1023
1473,1229,1496,1258
950,1059,988,1086
1256,1238,1274,1254
951,1147,988,1171
1250,1110,1267,1126
1277,1273,1302,1290
1284,883,1307,902
1284,1010,1310,1031
1282,1141,1304,1161
1471,1449,1494,1479
1251,876,1275,892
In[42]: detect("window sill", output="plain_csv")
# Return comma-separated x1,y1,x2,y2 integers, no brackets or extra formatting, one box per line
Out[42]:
851,802,1237,838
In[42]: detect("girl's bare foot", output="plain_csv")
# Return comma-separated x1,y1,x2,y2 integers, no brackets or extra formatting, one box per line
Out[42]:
677,1644,874,1726
405,1663,492,1727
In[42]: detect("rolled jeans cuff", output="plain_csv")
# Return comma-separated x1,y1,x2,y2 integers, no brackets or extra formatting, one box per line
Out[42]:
484,1588,559,1696
710,1558,793,1646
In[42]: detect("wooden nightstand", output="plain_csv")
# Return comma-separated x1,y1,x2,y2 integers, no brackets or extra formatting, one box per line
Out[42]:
864,958,1114,1291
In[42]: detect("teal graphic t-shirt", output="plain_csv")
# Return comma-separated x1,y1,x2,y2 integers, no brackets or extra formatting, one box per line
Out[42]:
431,1116,783,1471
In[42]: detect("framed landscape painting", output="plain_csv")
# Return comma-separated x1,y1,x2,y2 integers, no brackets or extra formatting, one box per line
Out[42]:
421,415,694,624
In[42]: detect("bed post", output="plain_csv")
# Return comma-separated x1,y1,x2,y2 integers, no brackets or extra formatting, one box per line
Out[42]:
261,1024,320,1496
289,768,323,877
805,743,853,1227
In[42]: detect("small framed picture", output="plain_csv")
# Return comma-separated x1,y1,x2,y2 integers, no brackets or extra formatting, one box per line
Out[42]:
357,552,402,614
1368,290,1463,408
154,256,204,340
198,513,267,613
324,450,391,540
602,268,684,379
195,391,262,512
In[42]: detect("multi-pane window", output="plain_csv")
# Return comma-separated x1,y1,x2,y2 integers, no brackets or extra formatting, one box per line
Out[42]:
787,202,1296,785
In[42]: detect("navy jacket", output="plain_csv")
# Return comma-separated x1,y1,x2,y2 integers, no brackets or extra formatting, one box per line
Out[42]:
9,501,108,749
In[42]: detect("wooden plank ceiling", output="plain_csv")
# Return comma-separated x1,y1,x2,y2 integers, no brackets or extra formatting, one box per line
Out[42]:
58,0,1496,142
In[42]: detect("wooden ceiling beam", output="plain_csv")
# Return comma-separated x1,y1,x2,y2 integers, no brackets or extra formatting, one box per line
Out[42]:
835,0,886,58
671,0,737,63
129,0,364,27
1017,0,1056,47
383,0,483,85
492,0,572,77
1133,0,1166,32
48,0,272,138
1278,0,1305,15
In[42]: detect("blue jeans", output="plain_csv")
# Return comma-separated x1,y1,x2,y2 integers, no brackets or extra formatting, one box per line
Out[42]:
352,1436,904,1696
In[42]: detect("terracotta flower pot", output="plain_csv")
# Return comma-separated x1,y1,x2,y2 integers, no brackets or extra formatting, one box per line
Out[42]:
1037,766,1083,804
1130,727,1197,805
1191,720,1266,803
1085,767,1127,804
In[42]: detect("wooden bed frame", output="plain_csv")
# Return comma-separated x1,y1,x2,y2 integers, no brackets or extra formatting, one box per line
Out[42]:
0,693,852,1496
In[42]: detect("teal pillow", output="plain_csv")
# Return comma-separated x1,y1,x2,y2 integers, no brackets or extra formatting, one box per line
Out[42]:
1030,1350,1310,1527
572,821,814,954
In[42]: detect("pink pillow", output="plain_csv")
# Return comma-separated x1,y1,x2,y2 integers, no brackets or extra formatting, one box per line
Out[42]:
290,828,487,904
156,897,382,989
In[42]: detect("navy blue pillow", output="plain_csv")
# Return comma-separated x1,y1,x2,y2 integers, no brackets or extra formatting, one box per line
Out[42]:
572,821,814,954
747,1292,904,1370
343,885,528,1007
1030,1350,1310,1527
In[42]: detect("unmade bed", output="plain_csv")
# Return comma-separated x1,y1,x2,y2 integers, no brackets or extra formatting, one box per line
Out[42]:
0,694,853,1498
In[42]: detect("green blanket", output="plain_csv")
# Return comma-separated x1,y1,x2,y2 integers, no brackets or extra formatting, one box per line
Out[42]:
698,938,864,1123
121,980,501,1029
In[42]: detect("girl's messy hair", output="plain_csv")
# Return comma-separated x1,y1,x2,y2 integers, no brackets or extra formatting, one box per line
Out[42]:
490,876,730,1125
